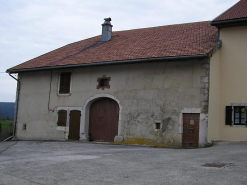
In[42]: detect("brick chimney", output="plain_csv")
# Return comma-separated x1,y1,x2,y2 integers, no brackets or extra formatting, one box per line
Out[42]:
102,18,113,42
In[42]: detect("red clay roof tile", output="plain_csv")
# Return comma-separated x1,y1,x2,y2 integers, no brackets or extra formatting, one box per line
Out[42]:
213,0,247,22
8,21,218,72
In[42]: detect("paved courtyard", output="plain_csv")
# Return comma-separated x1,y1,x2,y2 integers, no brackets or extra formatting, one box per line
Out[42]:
0,141,246,185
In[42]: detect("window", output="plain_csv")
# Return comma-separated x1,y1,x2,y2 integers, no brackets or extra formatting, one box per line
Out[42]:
57,110,67,126
234,106,246,125
155,122,161,129
59,72,71,94
100,79,108,87
23,123,27,130
56,107,82,131
97,75,111,90
154,121,162,130
225,105,247,126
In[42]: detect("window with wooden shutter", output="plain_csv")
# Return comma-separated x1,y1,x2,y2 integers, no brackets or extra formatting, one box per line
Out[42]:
225,106,232,125
59,72,71,94
57,110,67,126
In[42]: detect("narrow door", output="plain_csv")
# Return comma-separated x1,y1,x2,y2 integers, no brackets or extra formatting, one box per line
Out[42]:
182,113,199,148
68,110,81,140
89,98,119,142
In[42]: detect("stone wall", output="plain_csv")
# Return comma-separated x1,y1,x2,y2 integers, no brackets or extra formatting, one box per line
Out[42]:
16,59,209,147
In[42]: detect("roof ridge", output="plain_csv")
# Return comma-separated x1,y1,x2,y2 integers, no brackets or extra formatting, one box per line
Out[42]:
113,20,211,33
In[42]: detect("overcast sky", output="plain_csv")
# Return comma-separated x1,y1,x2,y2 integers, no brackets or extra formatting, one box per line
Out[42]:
0,0,239,102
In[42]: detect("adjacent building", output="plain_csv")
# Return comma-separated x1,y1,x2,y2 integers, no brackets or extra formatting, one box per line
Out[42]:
208,0,247,142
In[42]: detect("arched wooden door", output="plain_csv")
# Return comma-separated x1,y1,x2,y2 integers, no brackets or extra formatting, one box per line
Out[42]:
89,98,119,142
68,110,81,140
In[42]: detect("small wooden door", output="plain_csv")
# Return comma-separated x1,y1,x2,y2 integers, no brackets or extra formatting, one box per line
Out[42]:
68,110,81,140
89,98,119,142
182,113,199,148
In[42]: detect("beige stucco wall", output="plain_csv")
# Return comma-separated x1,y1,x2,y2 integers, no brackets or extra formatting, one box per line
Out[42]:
16,59,209,147
208,25,247,142
208,50,220,141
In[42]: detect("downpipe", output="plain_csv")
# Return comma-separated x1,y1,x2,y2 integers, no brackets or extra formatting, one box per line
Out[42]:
3,135,13,142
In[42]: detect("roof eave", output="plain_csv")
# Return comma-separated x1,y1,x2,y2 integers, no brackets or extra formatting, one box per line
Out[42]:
6,54,209,74
211,17,247,28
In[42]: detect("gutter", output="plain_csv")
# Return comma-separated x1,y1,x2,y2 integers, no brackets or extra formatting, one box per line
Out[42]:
211,17,247,27
6,73,20,141
7,54,208,73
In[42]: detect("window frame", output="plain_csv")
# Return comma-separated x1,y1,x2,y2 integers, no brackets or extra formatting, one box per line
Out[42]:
233,106,246,126
58,72,72,95
225,104,247,127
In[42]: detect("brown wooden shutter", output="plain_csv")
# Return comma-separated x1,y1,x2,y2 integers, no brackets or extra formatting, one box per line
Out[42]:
59,72,71,94
57,110,67,126
225,106,232,125
68,110,81,140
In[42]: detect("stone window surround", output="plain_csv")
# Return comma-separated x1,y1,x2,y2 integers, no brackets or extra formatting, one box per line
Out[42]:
230,103,247,127
56,107,82,136
97,75,111,90
153,120,162,131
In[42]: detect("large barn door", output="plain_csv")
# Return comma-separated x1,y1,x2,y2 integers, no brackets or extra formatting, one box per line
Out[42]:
182,113,200,148
68,110,81,140
89,98,119,142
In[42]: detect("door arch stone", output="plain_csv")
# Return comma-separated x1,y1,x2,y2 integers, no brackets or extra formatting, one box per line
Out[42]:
89,98,119,142
80,94,122,141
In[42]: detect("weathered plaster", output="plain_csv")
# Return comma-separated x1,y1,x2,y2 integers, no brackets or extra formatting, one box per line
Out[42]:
16,60,209,147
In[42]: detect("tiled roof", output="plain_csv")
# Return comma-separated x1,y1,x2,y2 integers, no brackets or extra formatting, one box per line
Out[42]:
213,0,247,22
8,21,218,72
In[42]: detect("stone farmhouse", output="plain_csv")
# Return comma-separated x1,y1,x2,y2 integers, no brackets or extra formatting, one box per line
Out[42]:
7,0,247,148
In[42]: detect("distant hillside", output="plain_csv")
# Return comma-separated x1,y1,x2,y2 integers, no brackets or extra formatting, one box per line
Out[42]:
0,102,15,120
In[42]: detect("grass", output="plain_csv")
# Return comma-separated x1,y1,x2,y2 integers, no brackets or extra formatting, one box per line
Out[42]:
0,119,14,125
0,119,14,140
0,119,14,129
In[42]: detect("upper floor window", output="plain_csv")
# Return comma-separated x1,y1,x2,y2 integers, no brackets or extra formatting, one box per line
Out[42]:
59,72,71,94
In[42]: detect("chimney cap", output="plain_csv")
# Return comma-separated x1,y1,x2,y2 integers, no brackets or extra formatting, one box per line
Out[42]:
102,17,112,27
104,17,111,21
